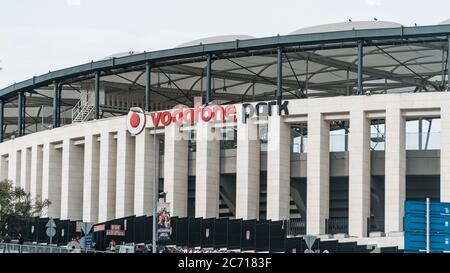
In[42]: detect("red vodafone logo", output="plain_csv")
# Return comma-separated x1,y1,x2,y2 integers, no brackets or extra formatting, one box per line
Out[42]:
127,107,146,135
130,112,140,128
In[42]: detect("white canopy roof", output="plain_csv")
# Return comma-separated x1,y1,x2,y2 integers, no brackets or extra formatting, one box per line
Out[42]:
59,22,450,108
176,35,255,48
289,21,402,35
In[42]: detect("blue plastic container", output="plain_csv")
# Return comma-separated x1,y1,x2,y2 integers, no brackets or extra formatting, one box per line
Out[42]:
404,214,450,233
404,232,450,252
405,201,450,216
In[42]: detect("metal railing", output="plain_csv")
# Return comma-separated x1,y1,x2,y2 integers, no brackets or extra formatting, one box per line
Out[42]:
104,94,144,112
286,218,306,236
0,243,107,253
71,99,82,122
72,92,96,123
325,217,349,235
367,217,385,234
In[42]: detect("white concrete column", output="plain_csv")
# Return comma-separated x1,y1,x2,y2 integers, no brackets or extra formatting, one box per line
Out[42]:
236,117,260,220
30,145,43,200
61,139,84,220
8,150,21,187
0,154,8,181
266,115,291,221
384,107,406,234
83,135,100,223
20,148,31,192
441,105,450,202
307,112,330,235
164,123,189,217
42,143,62,218
116,130,135,218
98,132,117,222
348,110,371,237
195,122,220,218
134,129,159,217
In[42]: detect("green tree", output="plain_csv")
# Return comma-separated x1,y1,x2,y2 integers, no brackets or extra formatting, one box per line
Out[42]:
0,179,51,238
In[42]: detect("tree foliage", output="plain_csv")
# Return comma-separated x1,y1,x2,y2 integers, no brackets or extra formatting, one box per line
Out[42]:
0,179,51,237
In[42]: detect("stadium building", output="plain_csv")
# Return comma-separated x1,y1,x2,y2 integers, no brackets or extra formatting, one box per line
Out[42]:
2,20,450,249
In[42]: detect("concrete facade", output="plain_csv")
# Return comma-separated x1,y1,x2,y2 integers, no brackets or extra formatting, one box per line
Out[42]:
82,135,100,223
195,122,220,218
235,117,260,220
115,129,135,218
98,132,117,222
0,93,449,248
164,122,189,217
348,110,371,238
384,106,406,234
20,147,31,193
30,145,43,201
266,114,291,221
61,139,84,220
306,111,330,235
441,106,450,202
42,142,62,218
134,129,159,217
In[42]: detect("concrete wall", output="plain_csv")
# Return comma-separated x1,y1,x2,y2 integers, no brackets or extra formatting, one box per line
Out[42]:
0,92,448,244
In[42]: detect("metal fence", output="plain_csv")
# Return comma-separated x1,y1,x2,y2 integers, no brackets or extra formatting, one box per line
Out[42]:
325,217,349,235
0,243,108,253
286,218,306,236
0,215,400,253
1,215,399,253
367,217,385,234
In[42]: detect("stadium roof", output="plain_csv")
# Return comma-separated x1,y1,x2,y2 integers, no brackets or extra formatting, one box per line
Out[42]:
2,21,450,104
176,35,256,48
289,21,403,35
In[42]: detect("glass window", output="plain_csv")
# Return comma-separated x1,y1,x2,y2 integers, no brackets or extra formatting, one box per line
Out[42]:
405,118,440,150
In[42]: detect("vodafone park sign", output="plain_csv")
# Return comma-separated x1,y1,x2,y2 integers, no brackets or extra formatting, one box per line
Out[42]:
151,102,236,127
126,101,289,135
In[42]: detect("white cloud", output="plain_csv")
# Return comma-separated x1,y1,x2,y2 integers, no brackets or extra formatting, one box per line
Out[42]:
66,0,81,6
366,0,382,6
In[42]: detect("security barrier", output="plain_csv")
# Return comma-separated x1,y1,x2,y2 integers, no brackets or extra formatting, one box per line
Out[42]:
2,216,399,253
0,242,104,253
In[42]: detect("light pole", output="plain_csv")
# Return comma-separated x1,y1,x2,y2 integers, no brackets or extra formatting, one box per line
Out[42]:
152,126,158,253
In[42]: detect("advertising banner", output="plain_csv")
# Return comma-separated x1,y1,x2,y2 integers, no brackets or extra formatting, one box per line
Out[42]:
106,225,126,236
157,202,172,242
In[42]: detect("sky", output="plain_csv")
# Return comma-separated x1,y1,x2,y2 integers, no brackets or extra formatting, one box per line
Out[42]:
1,0,450,89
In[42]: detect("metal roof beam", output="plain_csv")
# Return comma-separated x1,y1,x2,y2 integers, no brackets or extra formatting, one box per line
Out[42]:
162,63,339,93
2,24,450,98
101,81,256,102
294,52,428,88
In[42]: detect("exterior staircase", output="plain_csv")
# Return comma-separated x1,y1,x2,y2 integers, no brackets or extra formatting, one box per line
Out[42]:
72,105,95,123
259,184,302,219
289,197,302,218
72,92,96,123
219,197,234,218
